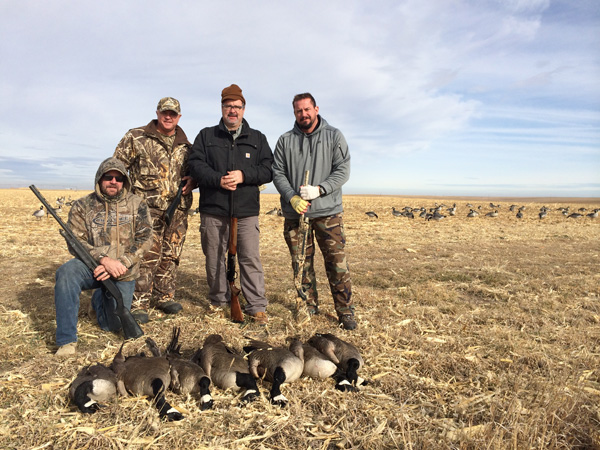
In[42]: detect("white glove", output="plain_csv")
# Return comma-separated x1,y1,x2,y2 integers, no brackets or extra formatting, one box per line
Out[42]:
300,185,321,201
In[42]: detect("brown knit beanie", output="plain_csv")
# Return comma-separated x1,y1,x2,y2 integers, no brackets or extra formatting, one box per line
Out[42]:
221,84,245,104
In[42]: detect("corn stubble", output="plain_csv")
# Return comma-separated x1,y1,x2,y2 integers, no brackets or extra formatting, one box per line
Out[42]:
0,189,599,449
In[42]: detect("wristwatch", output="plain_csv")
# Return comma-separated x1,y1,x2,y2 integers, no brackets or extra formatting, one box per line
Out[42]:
319,185,326,196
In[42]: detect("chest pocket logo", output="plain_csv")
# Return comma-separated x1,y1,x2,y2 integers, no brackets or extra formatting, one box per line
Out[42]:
245,153,251,158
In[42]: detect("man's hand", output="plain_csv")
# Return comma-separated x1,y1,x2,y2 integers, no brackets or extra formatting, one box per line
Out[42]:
300,185,321,201
290,195,310,214
182,175,197,195
220,170,244,191
95,257,128,281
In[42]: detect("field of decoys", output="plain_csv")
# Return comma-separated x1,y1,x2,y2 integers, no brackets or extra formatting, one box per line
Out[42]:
1,188,599,449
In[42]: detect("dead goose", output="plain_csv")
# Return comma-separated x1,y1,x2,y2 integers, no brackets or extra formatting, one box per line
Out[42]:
192,334,260,404
307,333,368,390
244,338,304,407
301,343,358,391
161,327,213,410
111,341,183,421
69,363,117,414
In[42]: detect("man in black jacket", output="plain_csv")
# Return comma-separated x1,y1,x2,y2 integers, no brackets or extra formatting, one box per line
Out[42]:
189,84,273,325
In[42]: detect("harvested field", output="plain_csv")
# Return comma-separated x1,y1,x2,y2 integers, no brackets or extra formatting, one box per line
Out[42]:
0,188,599,449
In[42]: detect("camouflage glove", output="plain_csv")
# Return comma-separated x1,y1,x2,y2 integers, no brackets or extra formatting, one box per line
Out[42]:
290,195,309,214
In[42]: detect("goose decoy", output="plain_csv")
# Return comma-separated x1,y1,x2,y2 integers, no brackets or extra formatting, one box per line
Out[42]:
485,210,498,218
587,209,598,219
162,328,213,410
365,211,378,219
244,338,304,407
188,206,199,216
467,209,479,218
428,211,445,221
516,211,524,219
69,363,117,414
391,207,403,217
567,212,582,219
538,210,547,219
32,206,45,219
447,204,457,216
111,341,183,421
265,207,279,216
307,333,367,390
192,334,260,404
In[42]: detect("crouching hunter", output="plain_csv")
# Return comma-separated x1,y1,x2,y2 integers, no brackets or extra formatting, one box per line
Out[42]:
53,157,153,356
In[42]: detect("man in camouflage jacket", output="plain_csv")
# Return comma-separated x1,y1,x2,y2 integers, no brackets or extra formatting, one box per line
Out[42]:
114,97,196,320
54,157,153,356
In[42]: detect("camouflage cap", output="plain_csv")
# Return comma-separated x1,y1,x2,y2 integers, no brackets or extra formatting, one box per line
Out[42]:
157,97,181,114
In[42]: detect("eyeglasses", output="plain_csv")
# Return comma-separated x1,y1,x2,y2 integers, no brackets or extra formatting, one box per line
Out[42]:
222,104,244,111
102,174,126,183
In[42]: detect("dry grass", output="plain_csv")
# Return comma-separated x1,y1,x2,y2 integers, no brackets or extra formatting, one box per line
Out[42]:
0,188,599,449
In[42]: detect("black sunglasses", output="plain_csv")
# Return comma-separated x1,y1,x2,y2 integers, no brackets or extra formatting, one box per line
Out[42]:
102,174,126,183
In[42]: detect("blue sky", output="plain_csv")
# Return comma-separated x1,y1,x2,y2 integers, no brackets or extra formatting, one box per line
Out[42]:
1,0,598,197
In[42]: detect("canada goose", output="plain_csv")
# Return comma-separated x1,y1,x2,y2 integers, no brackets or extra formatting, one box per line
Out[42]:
300,343,357,391
365,211,378,218
516,211,523,219
111,341,183,421
244,338,304,407
32,206,45,219
69,363,117,414
587,209,598,218
467,209,479,218
391,207,403,217
265,207,279,216
307,333,367,390
188,207,199,216
192,334,260,404
539,210,547,219
162,328,213,410
567,213,582,219
485,210,498,218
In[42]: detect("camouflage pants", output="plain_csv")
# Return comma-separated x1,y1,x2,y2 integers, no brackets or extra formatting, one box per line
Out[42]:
283,213,353,315
133,207,188,308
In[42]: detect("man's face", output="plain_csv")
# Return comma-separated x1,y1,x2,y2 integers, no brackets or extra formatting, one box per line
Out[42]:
156,110,181,136
221,100,245,130
294,98,319,132
100,170,125,198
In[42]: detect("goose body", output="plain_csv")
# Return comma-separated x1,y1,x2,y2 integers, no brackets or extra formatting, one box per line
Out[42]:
192,334,259,403
163,328,213,410
307,333,367,390
111,341,183,421
365,211,378,218
301,344,338,380
69,363,117,414
32,206,45,219
244,339,304,406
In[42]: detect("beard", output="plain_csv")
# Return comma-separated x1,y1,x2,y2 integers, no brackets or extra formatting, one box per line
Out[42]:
297,116,317,132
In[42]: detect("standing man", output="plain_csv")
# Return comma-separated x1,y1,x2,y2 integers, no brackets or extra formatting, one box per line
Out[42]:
114,97,196,322
188,84,273,325
272,93,356,330
54,157,153,356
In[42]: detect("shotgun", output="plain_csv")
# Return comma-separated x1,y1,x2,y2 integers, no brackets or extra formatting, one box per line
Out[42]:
29,185,144,340
294,171,311,310
164,180,186,226
227,191,244,323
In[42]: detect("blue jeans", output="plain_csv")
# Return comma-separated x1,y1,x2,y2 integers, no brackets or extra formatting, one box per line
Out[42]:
54,258,135,346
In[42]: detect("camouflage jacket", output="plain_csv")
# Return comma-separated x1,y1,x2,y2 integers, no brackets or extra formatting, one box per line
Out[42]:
114,120,193,212
67,158,153,282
